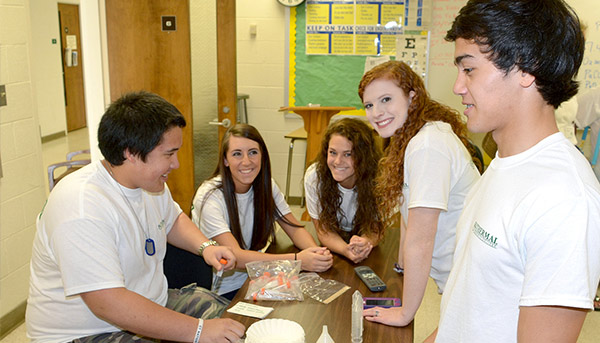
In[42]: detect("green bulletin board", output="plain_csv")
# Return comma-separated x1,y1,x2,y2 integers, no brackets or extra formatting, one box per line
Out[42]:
292,5,366,111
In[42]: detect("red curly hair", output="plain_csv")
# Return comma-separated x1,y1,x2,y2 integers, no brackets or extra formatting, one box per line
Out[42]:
358,61,482,223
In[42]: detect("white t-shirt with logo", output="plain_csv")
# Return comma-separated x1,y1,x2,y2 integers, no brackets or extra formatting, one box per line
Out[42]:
437,133,600,342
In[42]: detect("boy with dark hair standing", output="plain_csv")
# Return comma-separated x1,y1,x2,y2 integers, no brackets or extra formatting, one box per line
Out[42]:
430,0,600,342
27,92,245,343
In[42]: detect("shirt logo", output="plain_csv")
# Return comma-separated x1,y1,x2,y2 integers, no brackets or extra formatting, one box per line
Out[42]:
472,221,498,248
157,219,166,231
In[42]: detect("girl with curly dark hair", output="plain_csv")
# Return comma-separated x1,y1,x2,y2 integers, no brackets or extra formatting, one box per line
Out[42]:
358,61,480,327
304,118,384,263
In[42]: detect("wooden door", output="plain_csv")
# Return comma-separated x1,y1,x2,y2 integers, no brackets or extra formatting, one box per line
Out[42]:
216,0,237,142
105,0,194,214
58,3,87,132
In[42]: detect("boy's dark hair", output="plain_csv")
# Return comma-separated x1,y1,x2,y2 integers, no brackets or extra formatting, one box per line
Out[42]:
98,91,186,165
445,0,584,108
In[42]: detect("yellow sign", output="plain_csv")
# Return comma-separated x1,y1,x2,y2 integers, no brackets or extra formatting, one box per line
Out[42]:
305,0,431,56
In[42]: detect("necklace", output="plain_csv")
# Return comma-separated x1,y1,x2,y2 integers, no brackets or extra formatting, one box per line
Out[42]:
103,160,156,256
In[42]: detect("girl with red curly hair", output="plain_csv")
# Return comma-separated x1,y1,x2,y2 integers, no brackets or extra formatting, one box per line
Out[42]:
359,61,481,327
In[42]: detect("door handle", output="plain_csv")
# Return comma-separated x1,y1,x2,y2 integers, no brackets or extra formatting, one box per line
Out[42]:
208,118,232,128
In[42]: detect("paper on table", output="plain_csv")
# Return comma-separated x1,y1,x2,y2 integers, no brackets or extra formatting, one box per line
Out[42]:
226,301,274,319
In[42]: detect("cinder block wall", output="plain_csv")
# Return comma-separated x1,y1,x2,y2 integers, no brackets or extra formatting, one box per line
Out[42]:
0,0,47,333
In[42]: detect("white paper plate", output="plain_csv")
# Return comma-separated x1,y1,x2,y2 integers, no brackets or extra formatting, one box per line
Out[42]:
245,318,305,343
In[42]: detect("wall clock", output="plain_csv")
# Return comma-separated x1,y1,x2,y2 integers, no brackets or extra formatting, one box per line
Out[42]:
277,0,305,7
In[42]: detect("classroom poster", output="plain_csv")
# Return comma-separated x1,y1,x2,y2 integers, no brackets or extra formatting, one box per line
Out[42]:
305,0,432,56
396,32,429,78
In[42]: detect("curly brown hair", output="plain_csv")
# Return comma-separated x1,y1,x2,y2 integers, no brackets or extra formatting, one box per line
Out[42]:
313,118,384,242
358,61,482,222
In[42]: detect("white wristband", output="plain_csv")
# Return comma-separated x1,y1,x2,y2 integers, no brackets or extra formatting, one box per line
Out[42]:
193,318,204,343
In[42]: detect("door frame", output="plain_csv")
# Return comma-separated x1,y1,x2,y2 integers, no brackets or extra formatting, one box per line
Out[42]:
216,0,238,142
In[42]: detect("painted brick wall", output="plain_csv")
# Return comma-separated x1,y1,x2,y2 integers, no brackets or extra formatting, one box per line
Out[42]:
0,0,47,318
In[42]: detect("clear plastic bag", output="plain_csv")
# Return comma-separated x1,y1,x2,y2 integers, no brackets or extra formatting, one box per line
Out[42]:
297,272,350,304
244,260,304,301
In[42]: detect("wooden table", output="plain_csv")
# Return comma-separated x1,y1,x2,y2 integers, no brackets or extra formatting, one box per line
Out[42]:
222,225,413,342
279,106,355,169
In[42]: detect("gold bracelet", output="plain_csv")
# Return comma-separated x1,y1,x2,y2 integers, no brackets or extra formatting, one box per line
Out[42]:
197,240,218,256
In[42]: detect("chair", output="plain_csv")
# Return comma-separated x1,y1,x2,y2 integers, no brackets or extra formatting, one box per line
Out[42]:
284,127,307,205
237,93,249,124
47,149,91,191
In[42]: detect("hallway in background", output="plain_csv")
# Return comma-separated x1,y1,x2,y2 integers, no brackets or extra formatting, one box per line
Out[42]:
41,128,90,195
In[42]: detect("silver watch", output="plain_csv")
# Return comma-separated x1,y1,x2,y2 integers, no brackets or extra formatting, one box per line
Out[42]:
197,240,219,256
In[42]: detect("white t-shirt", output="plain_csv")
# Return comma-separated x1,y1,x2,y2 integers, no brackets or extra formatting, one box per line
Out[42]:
304,163,358,233
191,176,291,295
400,121,480,293
437,133,600,343
26,161,182,343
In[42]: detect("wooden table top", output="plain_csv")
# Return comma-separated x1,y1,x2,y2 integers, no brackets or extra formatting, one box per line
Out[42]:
222,225,413,342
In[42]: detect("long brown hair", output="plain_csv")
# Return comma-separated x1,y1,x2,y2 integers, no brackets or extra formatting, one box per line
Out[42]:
313,118,384,241
358,61,482,222
206,124,301,250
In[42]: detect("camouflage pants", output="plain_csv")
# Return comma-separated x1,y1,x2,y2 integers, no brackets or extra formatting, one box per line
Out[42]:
72,283,229,343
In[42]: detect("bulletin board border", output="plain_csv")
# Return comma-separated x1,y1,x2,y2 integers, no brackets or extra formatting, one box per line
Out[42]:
289,7,297,107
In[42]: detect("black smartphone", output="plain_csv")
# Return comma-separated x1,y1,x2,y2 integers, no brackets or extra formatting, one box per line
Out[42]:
363,297,401,309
